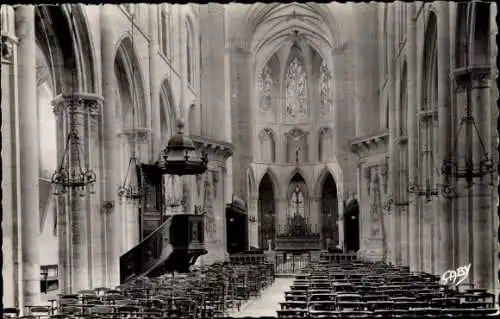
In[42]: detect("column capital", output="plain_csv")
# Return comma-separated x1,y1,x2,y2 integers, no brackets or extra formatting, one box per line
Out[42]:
52,93,104,116
451,66,492,91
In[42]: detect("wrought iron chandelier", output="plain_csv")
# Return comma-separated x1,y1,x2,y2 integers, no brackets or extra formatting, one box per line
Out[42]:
440,6,495,196
117,11,145,206
51,6,96,197
408,178,440,203
52,116,97,196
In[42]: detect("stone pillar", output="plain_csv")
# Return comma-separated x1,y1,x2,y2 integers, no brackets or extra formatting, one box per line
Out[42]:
452,67,493,290
200,4,226,141
436,3,452,276
15,5,41,308
2,4,19,308
101,4,121,288
353,4,378,136
52,93,102,293
149,5,161,158
407,3,420,272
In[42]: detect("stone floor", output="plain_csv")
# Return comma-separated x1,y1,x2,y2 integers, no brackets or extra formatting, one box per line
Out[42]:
228,277,294,318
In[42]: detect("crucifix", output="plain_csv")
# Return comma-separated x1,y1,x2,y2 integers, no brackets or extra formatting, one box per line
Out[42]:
294,136,301,163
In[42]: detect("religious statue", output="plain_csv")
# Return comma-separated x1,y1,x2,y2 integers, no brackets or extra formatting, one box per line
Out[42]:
294,137,301,163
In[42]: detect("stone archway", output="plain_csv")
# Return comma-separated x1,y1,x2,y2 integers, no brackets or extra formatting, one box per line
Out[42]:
258,173,276,250
320,172,338,250
344,199,359,253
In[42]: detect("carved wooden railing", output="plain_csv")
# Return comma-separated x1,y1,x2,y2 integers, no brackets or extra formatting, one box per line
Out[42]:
120,216,173,284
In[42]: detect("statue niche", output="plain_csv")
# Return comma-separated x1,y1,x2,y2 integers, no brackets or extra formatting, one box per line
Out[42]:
259,128,276,162
286,128,308,163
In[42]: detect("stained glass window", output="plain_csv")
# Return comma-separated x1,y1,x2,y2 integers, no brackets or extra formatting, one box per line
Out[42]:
319,62,332,115
285,57,307,119
257,65,272,111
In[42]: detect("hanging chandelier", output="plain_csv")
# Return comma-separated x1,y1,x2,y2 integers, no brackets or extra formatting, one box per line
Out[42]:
408,178,440,203
117,11,146,206
52,115,96,196
157,119,208,176
440,5,495,196
117,156,144,205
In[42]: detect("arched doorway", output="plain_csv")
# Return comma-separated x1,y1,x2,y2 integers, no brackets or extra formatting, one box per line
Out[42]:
344,199,360,253
258,173,275,250
321,173,338,250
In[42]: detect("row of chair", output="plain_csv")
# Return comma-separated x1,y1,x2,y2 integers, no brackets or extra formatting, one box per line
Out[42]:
276,258,497,318
4,258,275,319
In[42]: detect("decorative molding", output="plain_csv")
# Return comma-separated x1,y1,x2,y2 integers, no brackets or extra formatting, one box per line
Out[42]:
349,130,390,157
190,135,234,163
52,93,103,117
451,65,492,92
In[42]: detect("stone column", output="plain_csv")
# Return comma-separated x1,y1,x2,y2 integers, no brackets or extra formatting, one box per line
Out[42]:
15,5,41,308
436,3,452,276
2,4,19,308
101,5,121,288
406,3,420,272
53,94,102,292
149,5,161,158
452,67,493,290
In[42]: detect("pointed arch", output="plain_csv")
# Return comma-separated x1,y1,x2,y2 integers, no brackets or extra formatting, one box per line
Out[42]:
114,35,148,128
317,168,338,249
286,167,311,194
257,168,281,198
423,12,437,111
35,4,97,94
314,166,338,197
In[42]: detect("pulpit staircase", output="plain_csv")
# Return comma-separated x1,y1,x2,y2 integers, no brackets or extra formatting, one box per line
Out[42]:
119,164,207,284
119,214,207,284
